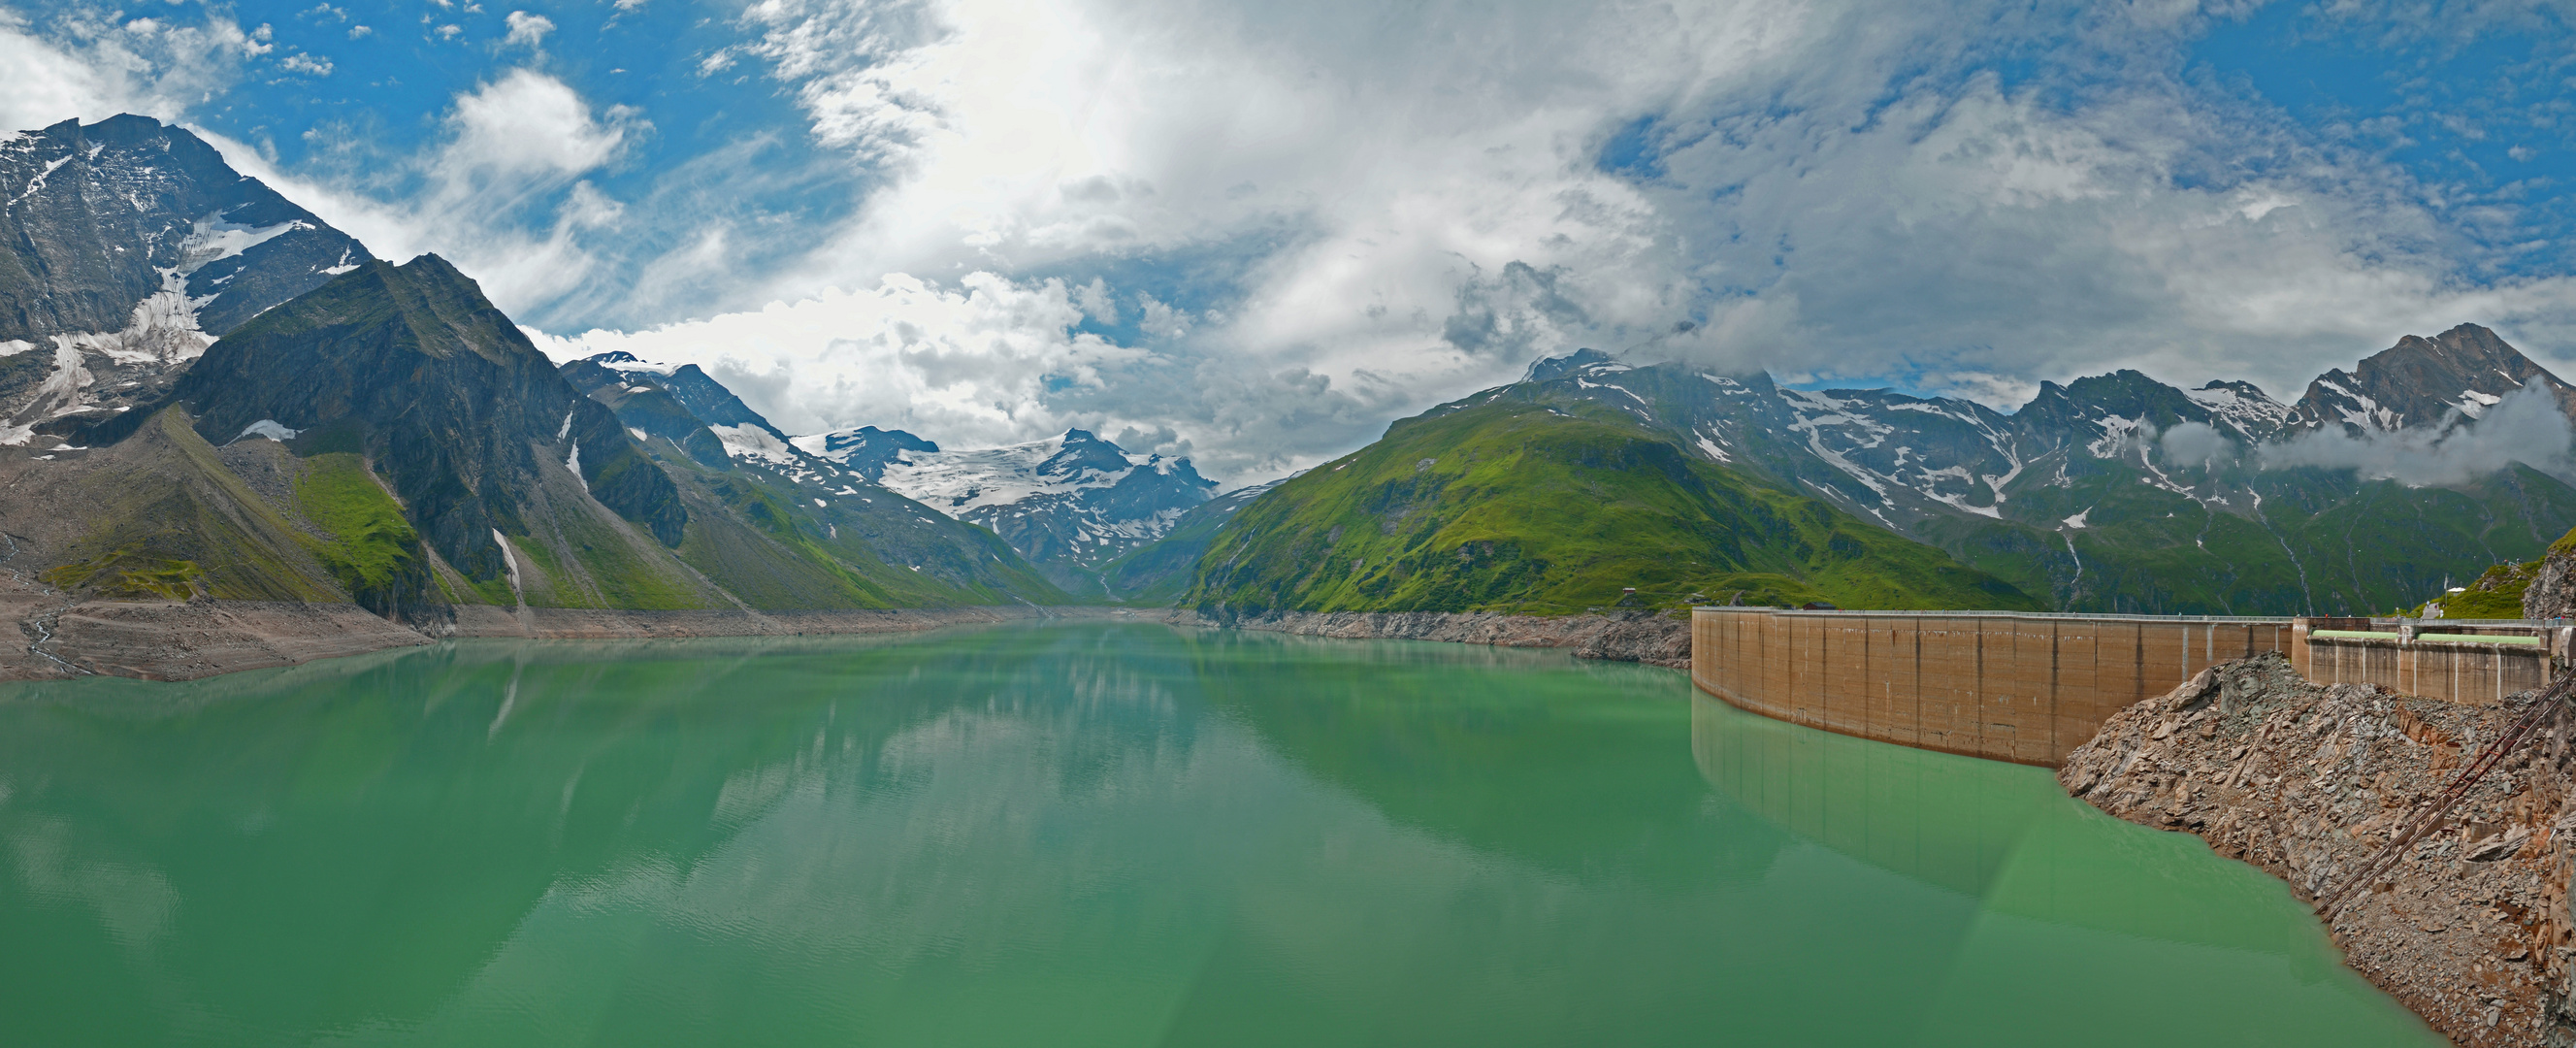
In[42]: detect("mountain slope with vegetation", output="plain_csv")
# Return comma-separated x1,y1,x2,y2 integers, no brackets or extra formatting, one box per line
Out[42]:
1185,398,2042,615
16,254,1070,620
1450,332,2576,615
1097,476,1288,604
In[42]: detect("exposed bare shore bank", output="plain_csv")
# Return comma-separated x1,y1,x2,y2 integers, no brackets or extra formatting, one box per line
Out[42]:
2,598,1124,683
3,598,1695,684
2062,652,2576,1047
1161,608,1692,669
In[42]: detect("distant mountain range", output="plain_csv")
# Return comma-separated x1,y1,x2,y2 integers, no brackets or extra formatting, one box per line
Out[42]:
797,425,1216,593
1175,325,2576,616
0,115,1070,620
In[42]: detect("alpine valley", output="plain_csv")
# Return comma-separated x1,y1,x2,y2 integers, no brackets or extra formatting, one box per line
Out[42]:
0,115,1089,680
3,113,2571,681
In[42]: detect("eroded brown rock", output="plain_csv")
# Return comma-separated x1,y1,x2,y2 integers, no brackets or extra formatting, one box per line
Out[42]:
2064,651,2576,1047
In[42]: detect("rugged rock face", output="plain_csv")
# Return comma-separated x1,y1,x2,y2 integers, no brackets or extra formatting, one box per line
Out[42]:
555,351,1079,607
0,120,1074,624
2527,539,2576,622
2289,323,2576,438
0,115,367,344
121,254,686,585
1167,607,1691,668
0,115,372,442
2062,652,2576,1047
560,355,735,470
792,425,939,481
577,350,790,441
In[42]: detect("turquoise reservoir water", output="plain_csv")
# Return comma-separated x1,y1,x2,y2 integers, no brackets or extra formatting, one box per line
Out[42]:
0,622,2438,1046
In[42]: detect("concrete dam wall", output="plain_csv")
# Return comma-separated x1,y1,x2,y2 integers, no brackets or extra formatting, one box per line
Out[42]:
1689,607,2569,768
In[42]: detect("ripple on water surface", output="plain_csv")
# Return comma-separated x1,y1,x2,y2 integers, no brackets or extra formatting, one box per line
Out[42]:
0,621,2442,1047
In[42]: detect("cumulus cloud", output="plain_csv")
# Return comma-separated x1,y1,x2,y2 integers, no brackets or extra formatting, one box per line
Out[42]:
584,0,1772,475
526,273,1157,448
2259,381,2574,485
204,68,640,316
502,11,552,49
0,7,266,131
654,0,2576,477
1635,70,2576,405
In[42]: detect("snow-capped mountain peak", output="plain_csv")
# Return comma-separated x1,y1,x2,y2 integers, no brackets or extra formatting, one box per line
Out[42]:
1494,323,2576,554
862,428,1217,573
0,115,373,446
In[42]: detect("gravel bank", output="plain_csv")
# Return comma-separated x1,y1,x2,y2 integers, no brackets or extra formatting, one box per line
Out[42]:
2063,652,2576,1046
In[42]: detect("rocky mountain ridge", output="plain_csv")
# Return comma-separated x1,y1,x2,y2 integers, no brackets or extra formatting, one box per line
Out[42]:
568,344,1224,591
796,423,1217,588
0,114,1077,681
552,349,1070,607
1462,324,2576,614
0,115,371,447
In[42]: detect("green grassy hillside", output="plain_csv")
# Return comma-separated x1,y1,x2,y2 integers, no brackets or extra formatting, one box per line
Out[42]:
1185,401,2042,615
38,409,350,604
290,451,434,614
2387,524,2576,619
1918,463,2576,616
60,255,1073,616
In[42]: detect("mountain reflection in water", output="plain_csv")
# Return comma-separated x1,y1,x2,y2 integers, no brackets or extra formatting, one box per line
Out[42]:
0,622,2437,1047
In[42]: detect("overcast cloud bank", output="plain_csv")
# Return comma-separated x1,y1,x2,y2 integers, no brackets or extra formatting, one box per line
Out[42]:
7,0,2576,481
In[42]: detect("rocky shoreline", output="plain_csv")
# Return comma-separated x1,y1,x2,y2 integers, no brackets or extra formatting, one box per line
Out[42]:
1160,607,1693,669
1,597,1118,683
4,597,1693,684
2061,652,2576,1047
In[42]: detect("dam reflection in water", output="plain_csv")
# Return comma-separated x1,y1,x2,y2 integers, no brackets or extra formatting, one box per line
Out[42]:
0,623,2440,1047
1691,690,2430,1042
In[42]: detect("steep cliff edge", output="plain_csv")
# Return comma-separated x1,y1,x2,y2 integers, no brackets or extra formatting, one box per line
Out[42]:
2061,653,2576,1046
2525,530,2576,621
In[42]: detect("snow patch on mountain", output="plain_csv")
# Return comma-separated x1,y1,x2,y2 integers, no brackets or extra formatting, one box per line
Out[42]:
881,431,1158,513
2182,381,2292,440
235,419,299,442
869,429,1216,568
710,423,799,467
587,353,680,377
179,213,309,276
1694,431,1731,463
2085,414,2153,458
6,154,69,208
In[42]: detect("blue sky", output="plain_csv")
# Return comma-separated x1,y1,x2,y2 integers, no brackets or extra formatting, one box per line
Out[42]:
7,0,2576,482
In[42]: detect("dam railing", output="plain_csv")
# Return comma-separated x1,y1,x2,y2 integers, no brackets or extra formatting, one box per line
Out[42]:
1689,606,2572,768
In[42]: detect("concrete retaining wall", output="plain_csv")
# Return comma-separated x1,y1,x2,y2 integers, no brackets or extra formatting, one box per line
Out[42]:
1690,608,2294,767
1691,607,2575,767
